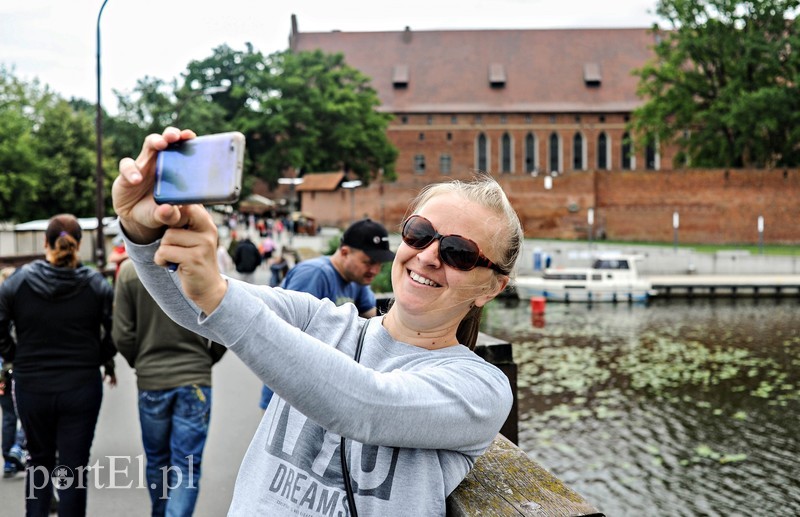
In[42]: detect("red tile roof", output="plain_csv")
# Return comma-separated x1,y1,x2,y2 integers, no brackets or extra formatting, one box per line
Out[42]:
291,26,659,114
295,172,346,192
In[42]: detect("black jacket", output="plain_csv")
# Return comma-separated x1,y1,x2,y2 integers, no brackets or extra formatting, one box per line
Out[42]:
0,260,115,392
233,239,262,273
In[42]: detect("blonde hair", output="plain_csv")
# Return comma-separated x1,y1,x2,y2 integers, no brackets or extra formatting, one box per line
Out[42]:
406,176,523,349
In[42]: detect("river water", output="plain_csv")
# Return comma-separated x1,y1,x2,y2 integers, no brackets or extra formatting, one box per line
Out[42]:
481,297,800,517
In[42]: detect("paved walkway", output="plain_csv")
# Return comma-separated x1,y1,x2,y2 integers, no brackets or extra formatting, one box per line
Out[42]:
0,352,264,515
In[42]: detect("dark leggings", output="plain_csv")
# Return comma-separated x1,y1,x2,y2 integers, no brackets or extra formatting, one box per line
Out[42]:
14,376,103,517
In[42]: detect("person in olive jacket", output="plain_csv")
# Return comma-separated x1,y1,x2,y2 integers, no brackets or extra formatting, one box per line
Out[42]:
112,259,226,517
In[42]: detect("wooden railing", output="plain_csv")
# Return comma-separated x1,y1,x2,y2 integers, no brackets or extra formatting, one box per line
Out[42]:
447,434,604,516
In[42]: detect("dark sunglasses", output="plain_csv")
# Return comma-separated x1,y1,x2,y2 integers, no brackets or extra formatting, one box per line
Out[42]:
401,215,508,274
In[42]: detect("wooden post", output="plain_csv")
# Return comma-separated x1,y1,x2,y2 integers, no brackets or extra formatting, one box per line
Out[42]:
475,332,518,445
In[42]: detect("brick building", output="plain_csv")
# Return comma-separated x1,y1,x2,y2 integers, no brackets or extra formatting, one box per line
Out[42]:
265,16,798,244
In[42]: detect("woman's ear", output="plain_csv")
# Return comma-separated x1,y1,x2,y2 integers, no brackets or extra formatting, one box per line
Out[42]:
474,274,510,308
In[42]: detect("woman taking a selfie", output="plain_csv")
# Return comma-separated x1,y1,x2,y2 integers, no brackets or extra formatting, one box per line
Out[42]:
113,127,522,516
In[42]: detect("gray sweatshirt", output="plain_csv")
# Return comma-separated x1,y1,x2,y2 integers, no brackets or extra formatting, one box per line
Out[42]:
125,237,513,517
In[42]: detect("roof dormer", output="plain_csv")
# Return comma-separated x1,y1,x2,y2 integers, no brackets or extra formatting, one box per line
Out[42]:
583,63,602,87
489,63,506,88
393,64,409,88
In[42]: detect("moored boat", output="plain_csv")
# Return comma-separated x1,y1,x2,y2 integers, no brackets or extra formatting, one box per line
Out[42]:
514,255,656,303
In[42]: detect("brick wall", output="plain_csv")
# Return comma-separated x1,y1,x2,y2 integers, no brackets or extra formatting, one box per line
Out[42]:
298,168,800,245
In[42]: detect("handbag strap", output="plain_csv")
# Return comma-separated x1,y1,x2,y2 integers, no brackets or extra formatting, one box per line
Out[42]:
341,318,370,517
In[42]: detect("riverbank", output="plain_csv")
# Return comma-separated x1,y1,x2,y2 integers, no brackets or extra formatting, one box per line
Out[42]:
226,226,800,278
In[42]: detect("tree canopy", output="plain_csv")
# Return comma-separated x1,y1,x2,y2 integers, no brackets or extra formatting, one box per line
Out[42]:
0,45,397,223
0,67,116,222
116,45,397,186
632,0,800,168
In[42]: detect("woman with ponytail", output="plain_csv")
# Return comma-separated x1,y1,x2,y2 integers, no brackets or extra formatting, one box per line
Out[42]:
0,213,116,516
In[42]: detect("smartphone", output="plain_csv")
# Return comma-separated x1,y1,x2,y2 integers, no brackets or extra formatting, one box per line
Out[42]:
154,132,245,205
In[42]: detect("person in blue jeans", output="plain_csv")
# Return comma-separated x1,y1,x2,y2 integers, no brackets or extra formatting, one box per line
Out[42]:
113,260,226,516
1,357,28,477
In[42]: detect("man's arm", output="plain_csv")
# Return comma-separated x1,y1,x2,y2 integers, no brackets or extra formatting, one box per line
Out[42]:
359,308,377,318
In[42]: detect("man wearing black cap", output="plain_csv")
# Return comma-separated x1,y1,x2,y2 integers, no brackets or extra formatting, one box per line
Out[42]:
259,218,394,408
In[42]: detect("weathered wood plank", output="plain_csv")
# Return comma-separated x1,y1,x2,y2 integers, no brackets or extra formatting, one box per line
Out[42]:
447,434,604,517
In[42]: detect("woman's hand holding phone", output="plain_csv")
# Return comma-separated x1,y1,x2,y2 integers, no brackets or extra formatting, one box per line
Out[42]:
114,127,196,243
158,204,228,315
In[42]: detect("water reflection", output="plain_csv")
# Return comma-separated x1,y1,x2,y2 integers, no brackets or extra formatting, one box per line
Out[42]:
482,298,800,517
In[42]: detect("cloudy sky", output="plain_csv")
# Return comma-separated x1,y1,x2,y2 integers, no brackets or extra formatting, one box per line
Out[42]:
0,0,660,112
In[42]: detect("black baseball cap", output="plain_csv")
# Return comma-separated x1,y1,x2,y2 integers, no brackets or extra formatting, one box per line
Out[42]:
341,218,395,263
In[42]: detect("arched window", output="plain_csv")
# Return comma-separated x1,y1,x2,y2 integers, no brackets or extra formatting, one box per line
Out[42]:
572,132,585,170
525,133,537,173
645,139,658,170
476,133,488,171
621,132,633,170
548,132,561,173
597,132,609,170
501,133,512,173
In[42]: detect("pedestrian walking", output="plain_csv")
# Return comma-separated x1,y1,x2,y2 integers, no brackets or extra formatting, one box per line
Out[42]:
232,237,261,283
0,214,117,516
113,260,226,517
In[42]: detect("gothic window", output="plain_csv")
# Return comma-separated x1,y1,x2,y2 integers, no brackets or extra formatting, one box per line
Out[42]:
476,133,488,171
573,132,585,170
525,132,537,173
501,133,512,173
598,132,609,170
621,132,633,170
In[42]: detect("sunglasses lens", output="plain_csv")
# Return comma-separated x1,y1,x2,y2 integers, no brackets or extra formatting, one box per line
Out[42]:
440,236,480,271
403,216,435,248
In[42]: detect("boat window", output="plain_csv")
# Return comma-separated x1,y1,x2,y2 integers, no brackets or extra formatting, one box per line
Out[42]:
593,259,630,270
592,274,602,281
544,273,587,280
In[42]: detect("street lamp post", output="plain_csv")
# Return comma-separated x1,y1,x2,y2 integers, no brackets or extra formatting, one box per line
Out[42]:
277,177,304,244
757,216,764,255
95,0,110,271
587,208,594,251
341,180,363,225
277,177,305,214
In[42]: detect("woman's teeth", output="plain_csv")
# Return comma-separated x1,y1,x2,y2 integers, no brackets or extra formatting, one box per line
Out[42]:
409,271,440,287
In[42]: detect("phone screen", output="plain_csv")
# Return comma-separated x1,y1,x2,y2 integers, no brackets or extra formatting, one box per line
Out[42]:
154,132,244,205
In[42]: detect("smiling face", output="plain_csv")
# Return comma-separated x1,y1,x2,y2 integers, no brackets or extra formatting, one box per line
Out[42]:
390,192,509,328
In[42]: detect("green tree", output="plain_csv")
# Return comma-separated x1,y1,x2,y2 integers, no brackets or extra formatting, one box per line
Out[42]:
0,67,115,222
0,67,48,221
632,0,800,168
180,45,398,185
